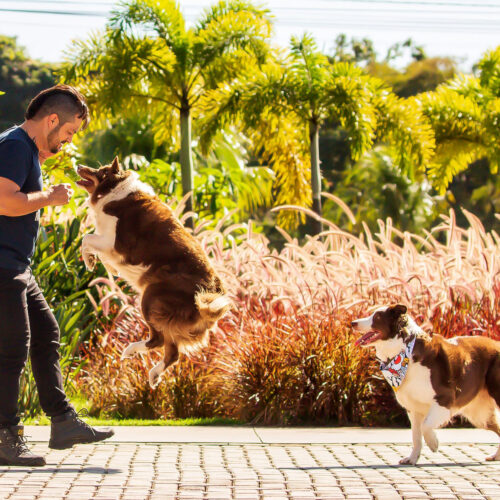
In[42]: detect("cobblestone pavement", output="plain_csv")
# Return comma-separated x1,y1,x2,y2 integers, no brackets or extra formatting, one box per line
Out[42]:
0,441,499,499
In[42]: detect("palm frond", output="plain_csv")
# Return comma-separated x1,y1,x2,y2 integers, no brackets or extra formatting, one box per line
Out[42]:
428,141,489,194
109,0,185,50
374,90,435,178
194,1,272,70
478,45,500,98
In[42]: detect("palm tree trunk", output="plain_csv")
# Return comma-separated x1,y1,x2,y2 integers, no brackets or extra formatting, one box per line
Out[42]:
180,106,194,230
309,120,322,235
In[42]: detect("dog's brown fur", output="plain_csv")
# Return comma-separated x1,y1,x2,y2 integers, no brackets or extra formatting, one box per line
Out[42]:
77,157,230,387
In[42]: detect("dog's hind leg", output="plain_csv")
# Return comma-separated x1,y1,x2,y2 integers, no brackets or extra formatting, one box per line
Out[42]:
149,342,179,389
483,356,500,460
485,410,500,461
400,411,425,465
121,326,164,360
121,340,149,360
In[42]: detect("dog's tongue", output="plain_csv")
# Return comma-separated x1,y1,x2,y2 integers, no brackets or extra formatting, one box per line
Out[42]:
355,331,381,346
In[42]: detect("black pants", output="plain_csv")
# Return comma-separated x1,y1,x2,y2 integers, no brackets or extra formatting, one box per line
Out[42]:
0,266,71,426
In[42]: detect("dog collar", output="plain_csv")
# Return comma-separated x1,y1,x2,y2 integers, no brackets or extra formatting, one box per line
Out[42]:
379,335,416,391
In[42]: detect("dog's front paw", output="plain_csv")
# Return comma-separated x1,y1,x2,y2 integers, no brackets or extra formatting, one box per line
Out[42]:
399,454,419,465
83,251,97,271
486,450,500,461
424,430,439,452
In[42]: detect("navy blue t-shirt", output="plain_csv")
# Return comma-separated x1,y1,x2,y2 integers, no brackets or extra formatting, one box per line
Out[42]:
0,126,42,270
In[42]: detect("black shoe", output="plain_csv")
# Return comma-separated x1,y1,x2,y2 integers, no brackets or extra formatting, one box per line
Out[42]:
0,425,46,466
49,409,114,450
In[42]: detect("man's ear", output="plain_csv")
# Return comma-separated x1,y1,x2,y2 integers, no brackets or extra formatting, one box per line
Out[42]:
111,156,121,173
47,113,59,130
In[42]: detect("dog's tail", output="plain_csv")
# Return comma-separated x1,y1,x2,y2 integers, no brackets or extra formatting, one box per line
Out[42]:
195,291,232,320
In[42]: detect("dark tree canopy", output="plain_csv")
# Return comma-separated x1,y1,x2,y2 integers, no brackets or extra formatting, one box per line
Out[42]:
0,35,56,130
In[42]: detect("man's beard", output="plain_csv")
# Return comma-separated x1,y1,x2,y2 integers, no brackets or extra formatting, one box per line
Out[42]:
47,125,65,154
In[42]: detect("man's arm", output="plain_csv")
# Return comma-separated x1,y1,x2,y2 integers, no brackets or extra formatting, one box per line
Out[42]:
0,176,73,216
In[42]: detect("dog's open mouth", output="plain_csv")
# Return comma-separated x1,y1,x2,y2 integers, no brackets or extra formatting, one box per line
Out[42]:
355,331,382,346
76,178,94,188
76,166,97,189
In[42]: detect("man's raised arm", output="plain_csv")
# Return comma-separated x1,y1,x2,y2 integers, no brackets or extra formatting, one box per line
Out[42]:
0,177,73,217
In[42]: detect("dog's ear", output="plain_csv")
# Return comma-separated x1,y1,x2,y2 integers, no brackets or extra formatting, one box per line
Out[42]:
390,304,407,317
111,156,121,173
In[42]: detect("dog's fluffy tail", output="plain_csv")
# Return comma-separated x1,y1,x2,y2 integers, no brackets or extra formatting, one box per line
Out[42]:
195,292,232,320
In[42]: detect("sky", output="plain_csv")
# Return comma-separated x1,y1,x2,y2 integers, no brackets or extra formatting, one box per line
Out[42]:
0,0,499,70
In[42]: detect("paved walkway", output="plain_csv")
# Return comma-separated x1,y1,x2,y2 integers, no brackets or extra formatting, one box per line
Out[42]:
0,427,498,499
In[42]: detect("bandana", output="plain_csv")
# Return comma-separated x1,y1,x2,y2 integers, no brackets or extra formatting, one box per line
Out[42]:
379,335,416,391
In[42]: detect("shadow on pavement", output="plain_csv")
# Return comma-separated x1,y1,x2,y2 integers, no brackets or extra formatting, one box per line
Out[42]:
278,462,490,470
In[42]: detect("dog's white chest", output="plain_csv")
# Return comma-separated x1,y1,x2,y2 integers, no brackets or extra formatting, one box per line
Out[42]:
394,361,436,413
93,210,118,242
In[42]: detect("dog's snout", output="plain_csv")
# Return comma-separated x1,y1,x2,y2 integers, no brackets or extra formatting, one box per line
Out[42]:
351,321,357,327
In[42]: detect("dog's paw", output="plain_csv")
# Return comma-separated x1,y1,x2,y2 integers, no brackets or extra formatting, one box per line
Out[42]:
148,361,165,389
424,430,439,452
120,344,136,361
399,455,419,465
121,341,147,361
83,252,97,272
485,450,500,461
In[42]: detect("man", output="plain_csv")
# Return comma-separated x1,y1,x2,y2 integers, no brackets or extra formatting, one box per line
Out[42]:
0,85,113,467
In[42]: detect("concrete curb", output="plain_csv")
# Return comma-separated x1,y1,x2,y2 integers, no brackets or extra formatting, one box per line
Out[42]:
24,425,498,444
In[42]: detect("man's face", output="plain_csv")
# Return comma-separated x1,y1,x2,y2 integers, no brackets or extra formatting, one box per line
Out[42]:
46,114,82,154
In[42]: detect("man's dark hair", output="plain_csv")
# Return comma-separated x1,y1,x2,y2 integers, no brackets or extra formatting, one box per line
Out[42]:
25,84,89,129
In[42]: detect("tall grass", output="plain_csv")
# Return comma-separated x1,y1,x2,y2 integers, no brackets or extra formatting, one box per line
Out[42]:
77,208,499,424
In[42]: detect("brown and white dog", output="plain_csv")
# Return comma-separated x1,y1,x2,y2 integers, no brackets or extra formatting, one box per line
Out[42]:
76,157,231,388
352,304,500,464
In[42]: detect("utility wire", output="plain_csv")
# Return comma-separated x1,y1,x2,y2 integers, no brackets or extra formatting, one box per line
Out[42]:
0,7,108,16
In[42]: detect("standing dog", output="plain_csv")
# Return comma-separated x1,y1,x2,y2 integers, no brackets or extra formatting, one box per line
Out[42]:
352,304,500,464
77,157,231,388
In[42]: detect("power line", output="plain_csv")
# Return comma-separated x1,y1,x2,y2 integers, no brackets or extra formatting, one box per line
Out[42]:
318,0,500,7
0,7,108,16
0,0,114,4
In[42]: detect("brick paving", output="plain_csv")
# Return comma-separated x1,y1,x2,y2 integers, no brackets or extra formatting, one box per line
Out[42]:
0,440,499,499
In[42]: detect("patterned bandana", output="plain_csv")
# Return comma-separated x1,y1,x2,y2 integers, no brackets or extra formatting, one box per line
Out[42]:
379,335,416,391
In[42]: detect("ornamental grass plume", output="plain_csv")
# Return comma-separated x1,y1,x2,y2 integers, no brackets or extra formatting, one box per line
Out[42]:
77,208,500,423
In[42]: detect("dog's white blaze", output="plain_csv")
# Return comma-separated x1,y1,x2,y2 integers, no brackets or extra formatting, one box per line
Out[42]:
352,315,374,332
353,306,388,331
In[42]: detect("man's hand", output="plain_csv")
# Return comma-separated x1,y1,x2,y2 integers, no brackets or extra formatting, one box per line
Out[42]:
47,184,74,206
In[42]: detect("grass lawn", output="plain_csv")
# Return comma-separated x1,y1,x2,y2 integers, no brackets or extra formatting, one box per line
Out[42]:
23,395,241,426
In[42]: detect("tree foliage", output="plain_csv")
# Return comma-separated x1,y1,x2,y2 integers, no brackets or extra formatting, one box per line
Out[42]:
0,35,55,129
200,34,435,230
60,0,273,222
418,46,500,194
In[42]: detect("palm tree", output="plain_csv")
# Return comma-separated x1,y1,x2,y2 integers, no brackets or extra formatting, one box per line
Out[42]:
200,34,435,233
61,0,272,226
418,45,500,194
